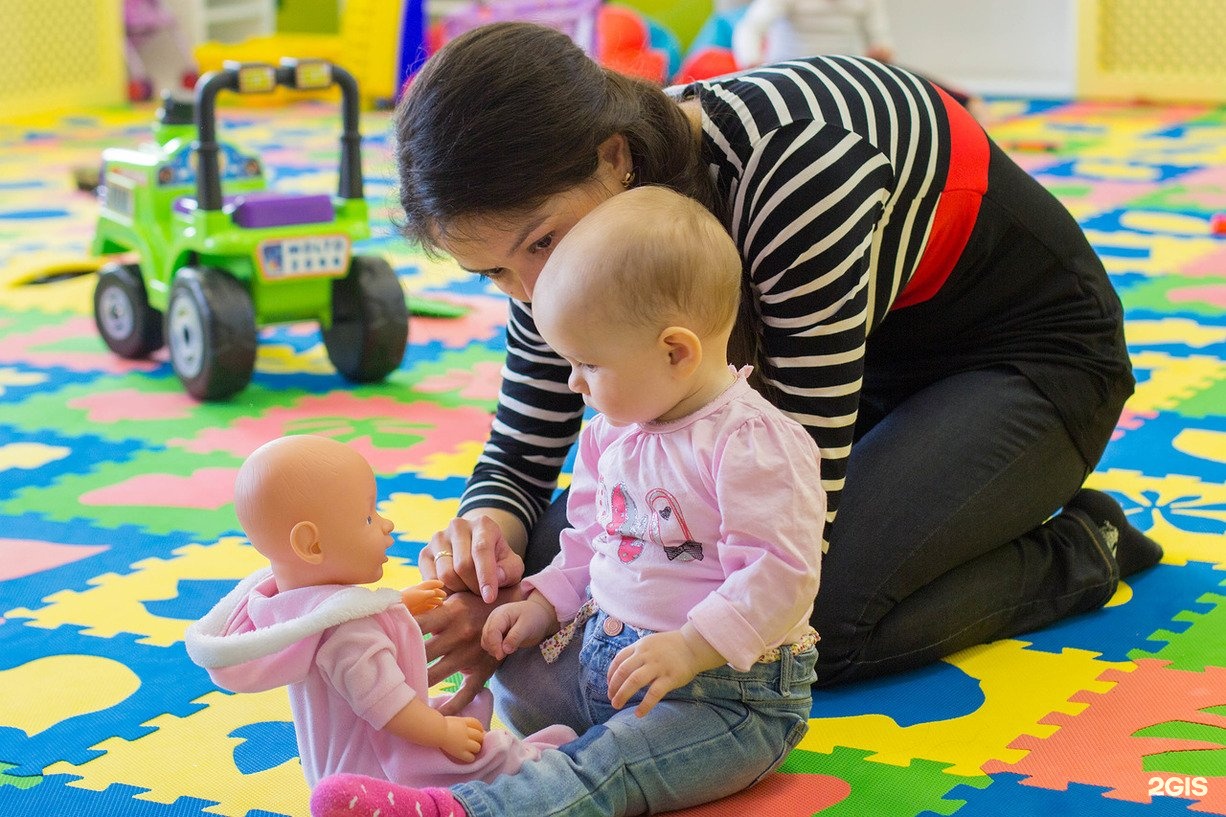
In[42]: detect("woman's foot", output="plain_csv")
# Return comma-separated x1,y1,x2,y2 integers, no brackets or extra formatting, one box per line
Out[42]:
1067,488,1163,577
310,774,467,817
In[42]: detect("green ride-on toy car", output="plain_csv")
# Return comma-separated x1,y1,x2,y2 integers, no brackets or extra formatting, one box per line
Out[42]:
92,59,408,400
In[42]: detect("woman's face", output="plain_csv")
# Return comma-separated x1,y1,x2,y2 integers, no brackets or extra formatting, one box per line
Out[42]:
440,184,615,302
436,136,633,302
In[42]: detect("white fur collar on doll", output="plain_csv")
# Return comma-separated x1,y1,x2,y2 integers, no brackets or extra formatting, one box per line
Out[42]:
185,567,404,670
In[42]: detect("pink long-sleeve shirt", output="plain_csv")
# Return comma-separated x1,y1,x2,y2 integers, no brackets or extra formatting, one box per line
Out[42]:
526,369,826,671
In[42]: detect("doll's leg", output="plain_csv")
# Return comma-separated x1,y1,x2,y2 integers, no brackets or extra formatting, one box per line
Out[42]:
312,778,462,817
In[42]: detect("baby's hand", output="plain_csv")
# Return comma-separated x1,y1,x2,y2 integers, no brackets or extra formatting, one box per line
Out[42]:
607,631,697,717
481,593,556,660
441,715,485,762
608,626,725,718
402,580,447,616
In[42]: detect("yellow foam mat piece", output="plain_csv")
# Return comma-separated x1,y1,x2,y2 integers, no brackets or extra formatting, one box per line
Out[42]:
799,641,1129,776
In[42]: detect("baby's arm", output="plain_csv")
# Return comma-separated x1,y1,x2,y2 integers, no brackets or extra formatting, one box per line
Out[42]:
607,623,727,718
481,590,559,660
382,697,485,762
402,579,447,616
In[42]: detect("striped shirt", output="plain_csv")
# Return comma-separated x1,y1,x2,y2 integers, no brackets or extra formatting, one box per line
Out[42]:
459,57,987,549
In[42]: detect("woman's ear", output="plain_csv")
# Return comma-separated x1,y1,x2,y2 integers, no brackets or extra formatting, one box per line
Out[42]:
660,326,703,376
289,521,324,564
597,133,633,185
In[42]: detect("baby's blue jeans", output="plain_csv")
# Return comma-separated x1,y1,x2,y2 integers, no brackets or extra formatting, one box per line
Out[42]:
455,609,816,817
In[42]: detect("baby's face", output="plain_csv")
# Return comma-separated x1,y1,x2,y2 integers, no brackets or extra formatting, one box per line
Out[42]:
535,294,688,426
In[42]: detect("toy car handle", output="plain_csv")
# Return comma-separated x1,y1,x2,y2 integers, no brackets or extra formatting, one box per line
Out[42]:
193,59,364,212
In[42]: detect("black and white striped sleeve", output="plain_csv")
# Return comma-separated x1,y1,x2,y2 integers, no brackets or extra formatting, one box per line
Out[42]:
457,299,586,531
735,121,891,543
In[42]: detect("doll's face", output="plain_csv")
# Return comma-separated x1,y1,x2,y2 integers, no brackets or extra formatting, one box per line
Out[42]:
310,453,396,586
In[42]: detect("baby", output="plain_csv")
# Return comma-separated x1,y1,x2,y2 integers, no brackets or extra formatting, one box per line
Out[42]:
310,187,825,817
185,435,574,789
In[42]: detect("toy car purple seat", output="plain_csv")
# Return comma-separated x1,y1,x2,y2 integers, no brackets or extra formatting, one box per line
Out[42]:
174,191,335,228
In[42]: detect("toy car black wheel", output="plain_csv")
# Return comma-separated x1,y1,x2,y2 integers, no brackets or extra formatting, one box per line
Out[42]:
94,263,164,358
323,255,409,383
165,267,257,401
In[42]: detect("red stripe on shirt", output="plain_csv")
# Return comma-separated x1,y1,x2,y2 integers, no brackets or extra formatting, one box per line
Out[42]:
891,85,989,310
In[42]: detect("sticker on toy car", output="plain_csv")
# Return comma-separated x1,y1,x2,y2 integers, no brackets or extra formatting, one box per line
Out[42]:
258,235,350,279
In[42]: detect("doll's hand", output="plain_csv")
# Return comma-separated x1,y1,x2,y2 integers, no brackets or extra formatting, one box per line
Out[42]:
441,715,485,763
607,626,726,717
481,592,557,661
402,580,447,616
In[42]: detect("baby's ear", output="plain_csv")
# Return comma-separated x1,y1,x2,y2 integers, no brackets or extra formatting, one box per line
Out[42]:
660,326,702,373
289,521,324,564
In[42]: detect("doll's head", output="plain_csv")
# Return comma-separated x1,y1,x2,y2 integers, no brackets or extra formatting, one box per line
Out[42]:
234,435,396,592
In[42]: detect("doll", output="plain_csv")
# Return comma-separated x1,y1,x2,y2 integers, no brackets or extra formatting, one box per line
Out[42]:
185,435,574,788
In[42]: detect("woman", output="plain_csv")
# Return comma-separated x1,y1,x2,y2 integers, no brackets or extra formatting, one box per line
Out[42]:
400,22,1161,730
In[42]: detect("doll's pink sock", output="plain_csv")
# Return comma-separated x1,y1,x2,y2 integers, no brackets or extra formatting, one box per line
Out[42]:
310,773,467,817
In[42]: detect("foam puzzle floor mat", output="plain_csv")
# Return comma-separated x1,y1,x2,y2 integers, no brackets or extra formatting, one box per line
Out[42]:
0,95,1224,816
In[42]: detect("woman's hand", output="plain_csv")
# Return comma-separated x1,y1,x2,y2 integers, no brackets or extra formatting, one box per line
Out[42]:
420,513,526,603
416,583,527,715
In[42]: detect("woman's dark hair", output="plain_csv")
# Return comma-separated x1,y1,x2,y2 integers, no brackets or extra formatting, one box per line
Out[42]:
395,22,764,380
394,22,719,250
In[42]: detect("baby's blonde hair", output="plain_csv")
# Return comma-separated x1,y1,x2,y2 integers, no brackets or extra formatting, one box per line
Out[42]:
547,186,742,338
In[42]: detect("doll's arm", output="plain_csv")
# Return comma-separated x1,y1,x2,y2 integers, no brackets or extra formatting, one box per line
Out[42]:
402,580,447,616
606,623,727,718
382,696,485,762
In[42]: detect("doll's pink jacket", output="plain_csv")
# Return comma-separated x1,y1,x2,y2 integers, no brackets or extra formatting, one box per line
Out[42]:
185,569,574,787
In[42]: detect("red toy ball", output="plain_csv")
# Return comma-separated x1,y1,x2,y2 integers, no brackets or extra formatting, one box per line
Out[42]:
676,46,739,84
597,5,667,83
598,4,649,54
1211,212,1226,236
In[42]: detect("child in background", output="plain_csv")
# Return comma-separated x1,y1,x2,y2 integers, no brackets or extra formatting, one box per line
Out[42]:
733,0,894,67
185,435,574,790
310,187,824,817
732,0,982,114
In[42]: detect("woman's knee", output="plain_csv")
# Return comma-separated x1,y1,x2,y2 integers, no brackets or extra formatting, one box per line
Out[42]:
491,637,588,736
